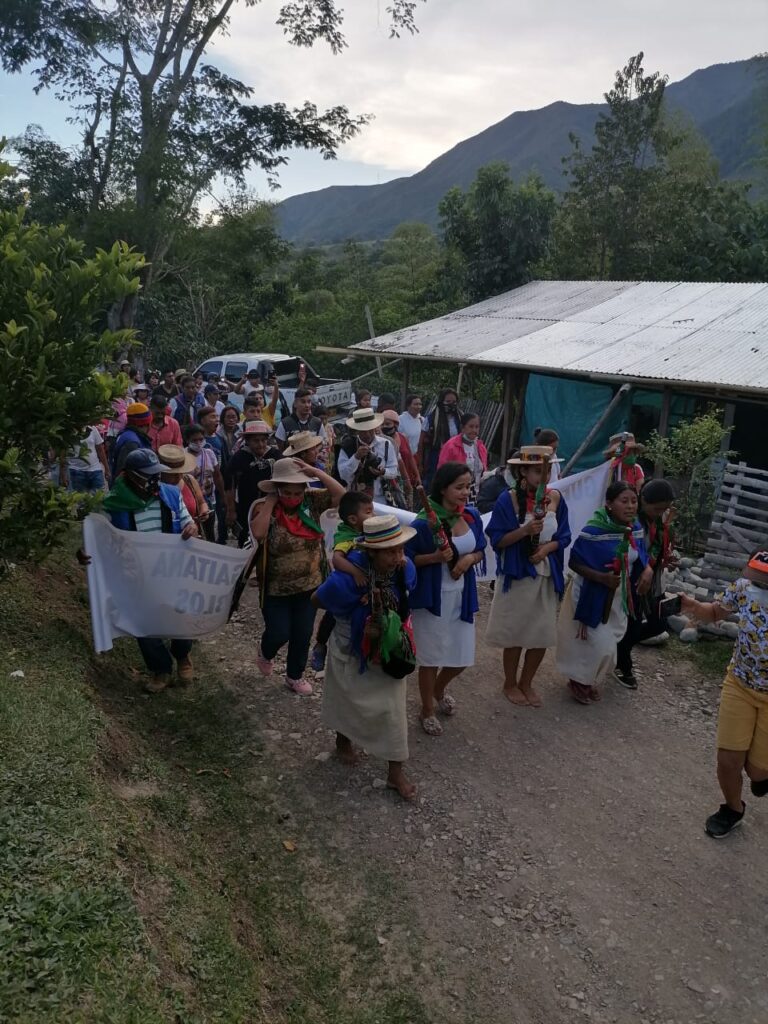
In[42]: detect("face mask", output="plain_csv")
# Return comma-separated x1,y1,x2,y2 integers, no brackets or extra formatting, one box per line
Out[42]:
443,403,456,413
279,494,303,509
461,434,475,445
188,441,202,454
382,427,396,436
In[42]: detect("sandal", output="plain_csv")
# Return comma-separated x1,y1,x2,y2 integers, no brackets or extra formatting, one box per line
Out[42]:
568,680,592,705
436,695,457,716
419,714,443,737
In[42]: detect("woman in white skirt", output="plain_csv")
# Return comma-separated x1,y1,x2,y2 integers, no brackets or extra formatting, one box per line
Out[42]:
556,481,650,704
313,514,418,800
485,446,571,707
405,463,487,736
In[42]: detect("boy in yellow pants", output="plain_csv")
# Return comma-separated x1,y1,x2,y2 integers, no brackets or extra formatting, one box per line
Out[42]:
682,551,768,838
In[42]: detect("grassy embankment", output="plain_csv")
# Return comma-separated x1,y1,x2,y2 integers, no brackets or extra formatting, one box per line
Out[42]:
0,548,429,1024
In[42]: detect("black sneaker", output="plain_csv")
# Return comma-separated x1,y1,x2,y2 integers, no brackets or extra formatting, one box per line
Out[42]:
750,778,768,798
613,667,638,690
705,802,745,838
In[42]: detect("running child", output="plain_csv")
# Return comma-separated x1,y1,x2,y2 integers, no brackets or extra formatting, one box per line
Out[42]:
682,550,768,838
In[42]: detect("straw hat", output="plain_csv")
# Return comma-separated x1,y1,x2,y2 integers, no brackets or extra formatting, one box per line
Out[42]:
241,420,272,437
258,458,311,493
507,445,556,466
604,431,645,457
356,513,416,549
283,430,323,457
157,444,197,474
346,407,384,431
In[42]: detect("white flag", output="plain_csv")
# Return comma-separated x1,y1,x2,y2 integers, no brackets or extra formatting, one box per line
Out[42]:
320,461,612,582
83,514,253,653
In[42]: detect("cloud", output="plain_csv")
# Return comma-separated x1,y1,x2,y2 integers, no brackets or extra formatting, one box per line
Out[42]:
212,0,761,175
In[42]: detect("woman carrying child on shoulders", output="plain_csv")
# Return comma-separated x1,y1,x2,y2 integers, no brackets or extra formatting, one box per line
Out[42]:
485,446,571,707
313,514,419,801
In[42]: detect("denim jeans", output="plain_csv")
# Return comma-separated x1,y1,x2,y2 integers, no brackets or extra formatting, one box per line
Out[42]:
261,591,317,679
137,637,193,675
69,468,105,493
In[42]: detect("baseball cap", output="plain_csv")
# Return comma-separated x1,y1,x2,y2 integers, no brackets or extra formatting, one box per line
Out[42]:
123,449,170,476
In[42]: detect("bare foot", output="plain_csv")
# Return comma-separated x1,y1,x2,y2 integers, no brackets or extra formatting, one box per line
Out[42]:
335,738,362,765
522,688,543,708
503,686,529,706
387,772,417,801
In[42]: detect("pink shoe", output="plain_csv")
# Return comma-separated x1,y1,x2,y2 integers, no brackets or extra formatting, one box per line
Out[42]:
256,654,274,677
285,676,313,696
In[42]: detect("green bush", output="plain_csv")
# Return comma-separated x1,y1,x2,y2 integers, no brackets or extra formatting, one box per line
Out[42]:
0,149,144,571
644,409,735,553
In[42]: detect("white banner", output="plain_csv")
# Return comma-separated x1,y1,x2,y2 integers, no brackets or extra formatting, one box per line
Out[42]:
83,514,253,653
320,461,612,581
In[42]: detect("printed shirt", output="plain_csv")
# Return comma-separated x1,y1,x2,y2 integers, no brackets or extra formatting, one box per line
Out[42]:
190,447,219,505
718,578,768,692
263,488,333,597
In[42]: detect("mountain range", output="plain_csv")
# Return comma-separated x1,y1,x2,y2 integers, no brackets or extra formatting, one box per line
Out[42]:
276,58,765,245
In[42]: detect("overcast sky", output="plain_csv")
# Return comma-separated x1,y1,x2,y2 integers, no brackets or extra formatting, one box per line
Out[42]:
0,0,764,201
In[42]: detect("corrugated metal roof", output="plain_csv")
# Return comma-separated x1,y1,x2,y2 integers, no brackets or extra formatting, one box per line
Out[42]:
349,281,768,394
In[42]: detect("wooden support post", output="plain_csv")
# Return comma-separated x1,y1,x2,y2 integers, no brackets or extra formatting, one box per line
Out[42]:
507,368,532,448
721,402,736,451
562,383,633,477
654,387,673,478
401,359,411,410
500,370,514,458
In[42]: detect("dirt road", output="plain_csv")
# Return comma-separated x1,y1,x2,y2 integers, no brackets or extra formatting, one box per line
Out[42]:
217,583,767,1024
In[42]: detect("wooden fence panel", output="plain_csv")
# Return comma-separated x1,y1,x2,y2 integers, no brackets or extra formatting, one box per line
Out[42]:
699,462,768,597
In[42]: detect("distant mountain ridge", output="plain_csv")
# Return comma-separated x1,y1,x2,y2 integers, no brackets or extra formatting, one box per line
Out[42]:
276,59,765,245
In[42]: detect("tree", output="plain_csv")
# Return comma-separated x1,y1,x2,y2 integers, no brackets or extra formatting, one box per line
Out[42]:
553,53,677,279
439,163,555,302
0,0,424,313
0,151,143,571
644,410,735,553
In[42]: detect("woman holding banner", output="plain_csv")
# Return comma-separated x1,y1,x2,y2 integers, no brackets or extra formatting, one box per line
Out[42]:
250,458,345,696
556,481,649,705
405,463,486,737
485,446,570,707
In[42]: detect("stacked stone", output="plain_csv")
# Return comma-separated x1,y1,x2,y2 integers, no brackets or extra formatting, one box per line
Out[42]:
661,557,740,645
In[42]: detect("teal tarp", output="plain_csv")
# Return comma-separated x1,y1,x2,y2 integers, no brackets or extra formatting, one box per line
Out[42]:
521,373,632,471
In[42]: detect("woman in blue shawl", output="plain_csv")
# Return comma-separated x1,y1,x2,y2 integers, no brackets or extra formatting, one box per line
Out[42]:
485,446,571,707
405,462,487,737
556,481,650,704
313,514,418,801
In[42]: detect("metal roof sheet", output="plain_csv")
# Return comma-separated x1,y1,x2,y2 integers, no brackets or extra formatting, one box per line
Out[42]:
350,281,768,394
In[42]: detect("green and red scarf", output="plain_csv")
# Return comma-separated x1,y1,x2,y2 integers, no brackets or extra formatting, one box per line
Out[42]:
586,507,638,615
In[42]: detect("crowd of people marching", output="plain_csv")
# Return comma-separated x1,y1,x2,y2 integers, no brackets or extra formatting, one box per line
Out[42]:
73,364,768,837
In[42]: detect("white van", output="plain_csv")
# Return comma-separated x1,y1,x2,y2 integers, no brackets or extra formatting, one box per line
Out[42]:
193,352,353,411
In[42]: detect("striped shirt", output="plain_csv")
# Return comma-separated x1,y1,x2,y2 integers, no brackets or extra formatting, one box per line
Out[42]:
133,499,193,533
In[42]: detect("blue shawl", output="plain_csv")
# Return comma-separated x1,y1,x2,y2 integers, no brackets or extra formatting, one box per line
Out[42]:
485,488,571,596
315,550,417,672
404,507,487,623
106,482,186,534
569,520,648,629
